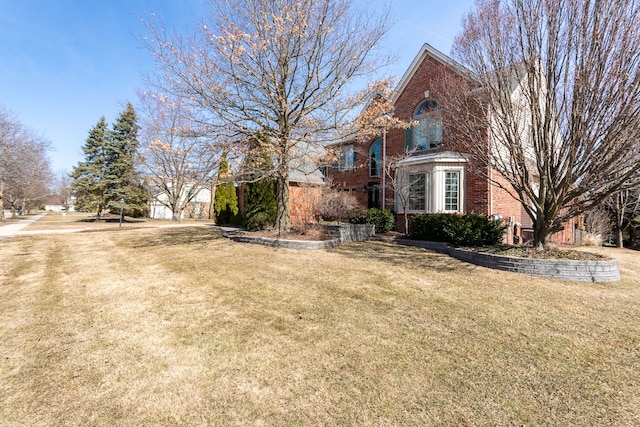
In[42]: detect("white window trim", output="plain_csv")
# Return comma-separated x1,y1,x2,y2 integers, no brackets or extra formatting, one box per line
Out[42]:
395,162,465,214
435,166,464,213
443,170,461,213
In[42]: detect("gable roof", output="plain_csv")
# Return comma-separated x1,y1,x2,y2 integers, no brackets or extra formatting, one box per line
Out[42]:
393,43,474,103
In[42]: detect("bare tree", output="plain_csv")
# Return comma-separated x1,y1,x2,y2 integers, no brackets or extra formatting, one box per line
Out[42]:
582,205,611,246
383,151,424,235
138,92,221,221
55,171,74,212
144,0,391,231
0,106,53,217
444,0,640,249
605,188,640,248
0,107,21,217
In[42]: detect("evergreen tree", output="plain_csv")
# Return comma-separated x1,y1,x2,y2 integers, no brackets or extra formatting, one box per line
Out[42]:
104,102,149,217
242,133,276,230
70,117,108,218
243,179,276,231
213,152,238,224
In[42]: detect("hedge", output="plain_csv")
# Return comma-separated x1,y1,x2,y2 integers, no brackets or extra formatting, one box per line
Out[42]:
410,213,504,246
349,208,395,233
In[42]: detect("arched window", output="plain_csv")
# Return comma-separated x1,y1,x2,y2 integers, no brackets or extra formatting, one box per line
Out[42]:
369,138,381,177
408,100,443,151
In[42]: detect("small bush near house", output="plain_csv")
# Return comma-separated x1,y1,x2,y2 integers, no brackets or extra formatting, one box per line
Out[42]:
318,187,361,223
349,208,395,233
410,213,504,246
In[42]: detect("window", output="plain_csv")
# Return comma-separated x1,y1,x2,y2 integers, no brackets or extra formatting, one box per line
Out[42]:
333,145,356,172
408,173,426,211
405,100,443,152
444,171,459,211
369,139,381,177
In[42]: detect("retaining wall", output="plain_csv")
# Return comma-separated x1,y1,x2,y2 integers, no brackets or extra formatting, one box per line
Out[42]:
226,233,340,250
323,224,375,243
223,223,373,250
397,239,620,282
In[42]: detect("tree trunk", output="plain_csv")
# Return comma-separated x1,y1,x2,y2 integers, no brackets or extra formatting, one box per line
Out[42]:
616,229,624,248
404,214,410,236
532,219,553,250
274,174,291,234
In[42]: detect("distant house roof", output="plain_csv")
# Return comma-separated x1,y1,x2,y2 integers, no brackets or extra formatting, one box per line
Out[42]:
289,142,326,184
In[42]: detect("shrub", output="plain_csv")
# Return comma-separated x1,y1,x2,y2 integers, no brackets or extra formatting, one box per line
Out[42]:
410,213,504,246
581,232,604,247
243,179,276,231
214,153,238,225
318,187,361,222
214,181,239,225
245,207,272,231
350,208,395,233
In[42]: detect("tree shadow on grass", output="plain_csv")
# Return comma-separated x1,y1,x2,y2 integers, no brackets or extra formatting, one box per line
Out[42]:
333,241,477,273
78,217,146,224
120,227,224,249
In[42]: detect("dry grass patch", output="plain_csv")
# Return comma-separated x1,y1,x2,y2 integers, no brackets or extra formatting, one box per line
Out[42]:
0,226,639,426
23,212,214,232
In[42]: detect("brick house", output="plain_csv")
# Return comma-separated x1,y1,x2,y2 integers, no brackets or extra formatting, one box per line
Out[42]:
328,43,578,244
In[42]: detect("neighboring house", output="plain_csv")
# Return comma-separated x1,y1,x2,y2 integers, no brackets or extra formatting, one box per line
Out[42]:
149,183,213,220
328,43,578,244
43,194,75,213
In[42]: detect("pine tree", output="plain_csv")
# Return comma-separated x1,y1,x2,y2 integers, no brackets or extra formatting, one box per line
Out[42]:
70,117,108,218
213,152,238,225
104,102,149,217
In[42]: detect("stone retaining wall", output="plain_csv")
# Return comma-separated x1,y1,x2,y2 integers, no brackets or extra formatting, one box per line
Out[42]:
397,239,620,282
323,224,375,243
223,231,340,250
222,223,373,250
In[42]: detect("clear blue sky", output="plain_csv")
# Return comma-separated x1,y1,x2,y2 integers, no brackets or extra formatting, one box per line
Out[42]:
0,0,474,174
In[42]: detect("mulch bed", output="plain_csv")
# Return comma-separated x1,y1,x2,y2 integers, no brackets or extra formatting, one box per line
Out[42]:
468,245,607,261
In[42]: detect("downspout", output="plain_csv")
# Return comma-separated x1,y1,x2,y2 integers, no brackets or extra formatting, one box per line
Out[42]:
489,167,493,216
382,127,387,210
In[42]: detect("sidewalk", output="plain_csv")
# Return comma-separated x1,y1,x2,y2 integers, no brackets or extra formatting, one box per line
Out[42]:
0,213,48,240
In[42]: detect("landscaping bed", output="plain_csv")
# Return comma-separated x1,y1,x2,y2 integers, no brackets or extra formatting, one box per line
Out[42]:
467,245,608,261
397,239,620,282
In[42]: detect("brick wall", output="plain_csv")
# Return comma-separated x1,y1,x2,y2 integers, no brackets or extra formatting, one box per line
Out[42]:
289,183,324,227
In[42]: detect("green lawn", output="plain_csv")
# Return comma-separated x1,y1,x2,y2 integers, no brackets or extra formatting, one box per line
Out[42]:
1,223,638,426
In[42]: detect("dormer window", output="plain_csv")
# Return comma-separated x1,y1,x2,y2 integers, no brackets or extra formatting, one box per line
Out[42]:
405,99,443,152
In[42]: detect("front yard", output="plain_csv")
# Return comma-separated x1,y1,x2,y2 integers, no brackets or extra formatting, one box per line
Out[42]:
1,222,639,426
